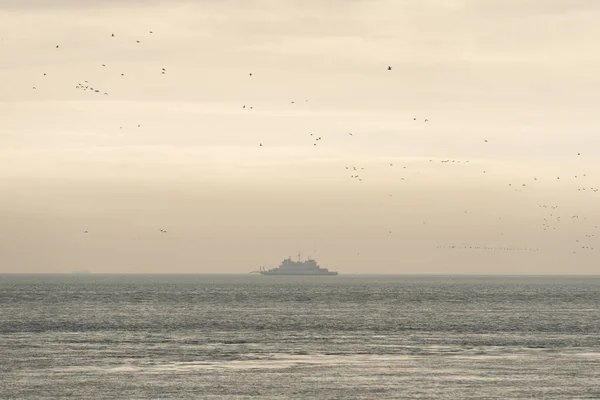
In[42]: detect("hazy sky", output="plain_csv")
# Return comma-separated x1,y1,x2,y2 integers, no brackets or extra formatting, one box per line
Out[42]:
1,0,599,274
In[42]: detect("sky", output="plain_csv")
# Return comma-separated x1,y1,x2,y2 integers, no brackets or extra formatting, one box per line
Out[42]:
1,0,599,274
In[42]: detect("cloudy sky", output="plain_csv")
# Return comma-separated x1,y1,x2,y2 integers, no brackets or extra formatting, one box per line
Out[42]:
1,0,599,274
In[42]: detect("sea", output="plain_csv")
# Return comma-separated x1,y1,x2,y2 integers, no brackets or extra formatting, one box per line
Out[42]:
1,274,599,399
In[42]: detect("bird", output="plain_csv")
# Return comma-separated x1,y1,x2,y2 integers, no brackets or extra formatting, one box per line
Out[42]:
424,119,429,122
259,143,263,147
32,87,36,90
149,31,153,34
56,45,59,48
111,33,114,37
249,72,252,77
136,40,140,43
83,231,88,234
387,66,392,70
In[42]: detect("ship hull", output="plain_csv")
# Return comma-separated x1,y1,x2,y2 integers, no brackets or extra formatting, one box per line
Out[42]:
260,271,338,276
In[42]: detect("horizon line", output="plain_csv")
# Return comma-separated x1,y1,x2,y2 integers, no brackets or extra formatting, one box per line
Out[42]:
2,273,600,277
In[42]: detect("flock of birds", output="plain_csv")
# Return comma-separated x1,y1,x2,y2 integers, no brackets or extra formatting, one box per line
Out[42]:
20,27,599,262
33,31,167,95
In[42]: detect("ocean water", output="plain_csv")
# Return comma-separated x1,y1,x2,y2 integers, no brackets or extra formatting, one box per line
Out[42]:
0,275,599,399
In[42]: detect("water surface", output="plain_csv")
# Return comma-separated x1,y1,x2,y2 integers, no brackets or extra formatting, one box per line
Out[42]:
1,274,599,399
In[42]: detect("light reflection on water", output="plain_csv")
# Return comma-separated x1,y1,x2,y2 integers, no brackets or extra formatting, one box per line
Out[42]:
1,274,599,399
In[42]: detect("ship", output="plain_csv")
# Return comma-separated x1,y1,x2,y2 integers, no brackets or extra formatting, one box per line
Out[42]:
254,254,338,276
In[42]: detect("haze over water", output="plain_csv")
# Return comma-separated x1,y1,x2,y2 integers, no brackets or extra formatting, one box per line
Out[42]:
2,0,600,274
